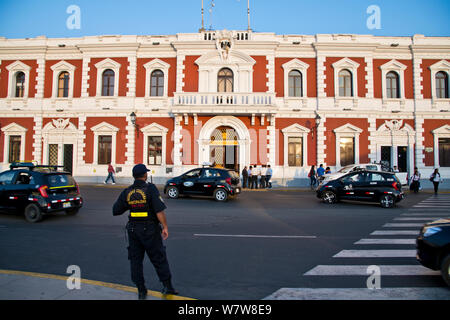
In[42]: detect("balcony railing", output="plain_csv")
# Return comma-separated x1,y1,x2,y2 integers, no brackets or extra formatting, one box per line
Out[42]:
173,92,275,106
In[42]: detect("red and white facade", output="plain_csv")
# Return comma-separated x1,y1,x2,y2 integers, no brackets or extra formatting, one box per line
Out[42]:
0,31,449,184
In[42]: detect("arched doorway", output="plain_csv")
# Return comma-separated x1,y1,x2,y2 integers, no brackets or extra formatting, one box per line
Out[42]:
210,126,239,171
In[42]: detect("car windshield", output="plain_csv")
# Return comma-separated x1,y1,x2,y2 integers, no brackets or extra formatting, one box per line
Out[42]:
338,165,354,173
45,174,75,188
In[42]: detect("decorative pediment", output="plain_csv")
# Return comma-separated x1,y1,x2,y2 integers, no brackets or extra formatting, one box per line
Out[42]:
43,119,77,132
282,59,310,71
332,58,360,70
432,124,450,134
333,123,363,134
6,60,31,72
50,60,76,72
429,60,450,72
1,122,28,133
377,120,414,135
379,59,407,71
281,123,310,134
143,59,171,71
90,122,119,132
140,122,168,134
94,58,121,70
195,50,256,67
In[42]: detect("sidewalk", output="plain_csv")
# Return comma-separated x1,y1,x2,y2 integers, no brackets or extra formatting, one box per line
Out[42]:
0,270,194,300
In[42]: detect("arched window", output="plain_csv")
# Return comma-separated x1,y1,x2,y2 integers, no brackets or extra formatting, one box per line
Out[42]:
288,70,303,97
102,69,115,96
15,72,25,98
150,70,164,97
217,68,233,93
386,71,400,99
57,71,70,98
436,71,449,99
338,69,353,97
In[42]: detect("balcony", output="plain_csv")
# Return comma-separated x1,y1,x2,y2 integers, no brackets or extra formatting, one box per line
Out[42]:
171,92,277,115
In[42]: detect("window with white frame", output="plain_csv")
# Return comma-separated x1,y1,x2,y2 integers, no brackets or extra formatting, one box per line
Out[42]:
282,59,309,99
432,124,450,168
435,71,449,99
6,61,31,98
143,59,170,98
333,123,363,168
95,58,121,97
140,123,169,166
91,122,119,165
282,124,310,167
380,60,407,100
51,60,76,99
1,123,27,164
332,58,359,98
429,60,450,101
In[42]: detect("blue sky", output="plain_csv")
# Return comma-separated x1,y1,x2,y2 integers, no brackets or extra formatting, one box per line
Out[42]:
0,0,449,39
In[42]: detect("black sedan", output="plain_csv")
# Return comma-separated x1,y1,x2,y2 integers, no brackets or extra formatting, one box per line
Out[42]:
164,167,241,202
416,219,450,286
316,170,404,208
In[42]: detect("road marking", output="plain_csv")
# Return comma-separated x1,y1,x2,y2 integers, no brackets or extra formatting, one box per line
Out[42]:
412,205,450,208
193,234,317,239
393,217,441,221
401,212,450,216
0,269,195,301
333,250,416,258
303,265,440,276
383,223,424,228
354,238,416,245
371,230,420,236
264,288,450,300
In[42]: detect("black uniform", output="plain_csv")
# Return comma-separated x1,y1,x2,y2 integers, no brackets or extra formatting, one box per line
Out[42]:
113,180,172,289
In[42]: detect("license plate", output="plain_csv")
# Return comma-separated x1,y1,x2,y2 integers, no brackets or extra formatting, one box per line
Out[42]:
63,202,71,208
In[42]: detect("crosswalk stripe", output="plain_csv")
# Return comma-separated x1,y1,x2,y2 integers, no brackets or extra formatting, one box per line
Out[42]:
264,288,450,300
371,230,420,235
393,217,440,221
303,265,440,276
333,250,416,258
383,223,424,228
401,213,450,216
354,239,416,245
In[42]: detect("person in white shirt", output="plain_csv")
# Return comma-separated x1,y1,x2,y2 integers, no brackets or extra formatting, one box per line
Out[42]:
430,168,443,195
260,165,267,188
266,165,273,189
409,167,421,193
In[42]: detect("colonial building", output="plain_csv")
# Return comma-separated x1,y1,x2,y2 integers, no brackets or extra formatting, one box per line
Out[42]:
0,30,449,184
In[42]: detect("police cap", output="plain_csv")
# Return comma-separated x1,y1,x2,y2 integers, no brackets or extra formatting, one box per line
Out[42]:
132,164,150,178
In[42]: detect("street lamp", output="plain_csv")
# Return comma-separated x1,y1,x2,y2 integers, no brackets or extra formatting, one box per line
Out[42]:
312,113,321,139
130,112,137,126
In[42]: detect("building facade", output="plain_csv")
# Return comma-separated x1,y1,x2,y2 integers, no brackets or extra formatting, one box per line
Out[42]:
0,30,449,184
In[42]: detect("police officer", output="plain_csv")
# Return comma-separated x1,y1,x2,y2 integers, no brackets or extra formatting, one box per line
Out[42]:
113,164,178,300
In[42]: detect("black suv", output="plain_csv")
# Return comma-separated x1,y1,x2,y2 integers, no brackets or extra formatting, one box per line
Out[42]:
164,167,241,202
316,169,404,208
0,163,83,222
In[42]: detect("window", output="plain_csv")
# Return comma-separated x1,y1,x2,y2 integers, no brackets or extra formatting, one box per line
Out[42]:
150,70,164,97
15,72,25,98
288,137,303,167
202,169,221,178
57,71,70,98
0,171,16,185
342,172,364,183
386,71,400,99
340,137,355,167
288,70,302,97
439,138,450,167
15,172,32,185
217,68,233,92
147,136,162,165
185,169,201,178
338,69,353,97
102,69,115,96
48,144,58,166
8,136,21,163
366,173,385,182
436,71,449,99
98,135,112,165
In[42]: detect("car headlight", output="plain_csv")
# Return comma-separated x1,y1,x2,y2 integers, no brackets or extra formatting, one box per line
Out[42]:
423,227,442,237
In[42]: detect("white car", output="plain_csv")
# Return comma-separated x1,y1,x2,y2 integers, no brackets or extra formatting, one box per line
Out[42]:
319,164,382,184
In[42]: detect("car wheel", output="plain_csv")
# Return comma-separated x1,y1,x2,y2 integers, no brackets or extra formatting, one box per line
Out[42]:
214,188,228,202
24,204,43,223
322,191,337,204
380,194,395,208
66,208,79,216
440,253,450,287
167,186,179,199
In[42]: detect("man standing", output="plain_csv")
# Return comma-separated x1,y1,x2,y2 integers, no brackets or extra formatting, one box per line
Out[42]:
317,164,325,178
260,165,267,189
266,165,273,189
104,163,116,184
242,166,248,189
248,166,253,189
113,164,177,299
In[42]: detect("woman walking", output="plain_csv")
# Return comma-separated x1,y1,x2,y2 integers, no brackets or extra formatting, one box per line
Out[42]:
409,167,421,193
309,165,317,190
430,168,443,195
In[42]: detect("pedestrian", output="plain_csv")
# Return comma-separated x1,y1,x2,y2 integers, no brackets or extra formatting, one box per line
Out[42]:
317,164,325,178
409,167,421,194
393,166,399,173
104,162,116,184
254,165,260,190
308,165,317,190
430,168,443,195
248,166,253,189
325,167,331,174
260,165,267,189
242,166,248,189
112,164,177,300
266,165,273,189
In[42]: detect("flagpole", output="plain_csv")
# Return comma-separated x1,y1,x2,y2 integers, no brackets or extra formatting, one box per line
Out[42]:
201,0,205,31
247,0,251,31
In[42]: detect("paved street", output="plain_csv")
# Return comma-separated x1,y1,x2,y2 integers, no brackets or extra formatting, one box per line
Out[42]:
0,185,449,300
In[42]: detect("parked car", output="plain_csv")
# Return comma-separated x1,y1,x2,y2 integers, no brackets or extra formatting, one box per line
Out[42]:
319,164,382,184
0,163,83,223
164,167,241,202
316,169,404,208
416,219,450,286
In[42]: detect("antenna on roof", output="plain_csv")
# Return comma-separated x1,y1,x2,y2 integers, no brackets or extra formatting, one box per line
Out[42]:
200,0,205,32
247,0,251,31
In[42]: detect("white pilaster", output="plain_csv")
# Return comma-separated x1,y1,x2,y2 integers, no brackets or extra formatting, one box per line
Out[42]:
126,56,137,97
32,116,43,163
81,57,91,98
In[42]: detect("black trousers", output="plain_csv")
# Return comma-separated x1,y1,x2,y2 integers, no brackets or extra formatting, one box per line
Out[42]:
126,221,172,288
433,182,439,194
242,176,248,188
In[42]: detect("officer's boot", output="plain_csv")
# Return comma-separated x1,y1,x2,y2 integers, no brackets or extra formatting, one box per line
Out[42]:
137,285,147,300
162,279,178,295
